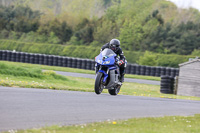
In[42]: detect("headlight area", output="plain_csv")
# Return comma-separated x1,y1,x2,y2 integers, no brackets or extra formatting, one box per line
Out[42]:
103,61,110,64
98,60,102,64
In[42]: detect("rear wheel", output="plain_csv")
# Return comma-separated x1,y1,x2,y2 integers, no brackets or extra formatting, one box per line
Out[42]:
94,73,104,94
108,85,121,96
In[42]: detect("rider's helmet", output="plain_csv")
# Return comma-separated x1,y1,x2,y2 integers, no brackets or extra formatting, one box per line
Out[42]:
109,39,120,52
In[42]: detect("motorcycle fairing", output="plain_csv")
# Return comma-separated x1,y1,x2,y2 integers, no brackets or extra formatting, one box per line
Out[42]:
95,49,116,66
98,70,108,83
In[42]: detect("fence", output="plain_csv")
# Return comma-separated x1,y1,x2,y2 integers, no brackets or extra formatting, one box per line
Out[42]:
0,50,179,77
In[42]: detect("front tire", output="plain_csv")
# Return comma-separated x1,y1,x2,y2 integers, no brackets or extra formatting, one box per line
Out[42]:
108,85,121,95
94,72,104,94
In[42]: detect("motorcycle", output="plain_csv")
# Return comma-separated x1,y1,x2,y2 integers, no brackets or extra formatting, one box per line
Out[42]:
94,48,123,95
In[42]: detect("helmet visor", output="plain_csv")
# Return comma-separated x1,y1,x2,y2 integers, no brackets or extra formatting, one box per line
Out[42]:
110,44,116,51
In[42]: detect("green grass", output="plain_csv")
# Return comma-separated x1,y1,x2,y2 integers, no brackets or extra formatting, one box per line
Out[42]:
0,61,199,101
0,62,68,80
125,74,160,81
0,61,161,81
0,61,95,74
8,114,200,133
1,61,200,133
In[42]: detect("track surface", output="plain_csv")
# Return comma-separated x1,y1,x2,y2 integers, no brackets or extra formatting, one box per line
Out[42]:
1,86,200,131
54,71,160,85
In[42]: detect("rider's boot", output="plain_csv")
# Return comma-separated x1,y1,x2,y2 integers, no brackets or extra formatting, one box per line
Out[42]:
120,74,124,82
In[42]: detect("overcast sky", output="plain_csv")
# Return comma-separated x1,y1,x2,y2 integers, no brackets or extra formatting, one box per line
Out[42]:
167,0,200,11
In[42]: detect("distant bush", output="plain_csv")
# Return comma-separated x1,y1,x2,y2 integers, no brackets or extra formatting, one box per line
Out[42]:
137,51,157,66
138,52,194,67
156,54,191,67
191,49,200,57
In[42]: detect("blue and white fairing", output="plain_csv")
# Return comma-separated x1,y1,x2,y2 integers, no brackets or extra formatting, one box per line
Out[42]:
95,48,119,83
95,48,117,67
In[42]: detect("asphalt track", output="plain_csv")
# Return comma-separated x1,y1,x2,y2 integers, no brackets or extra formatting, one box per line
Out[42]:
1,86,200,132
54,71,160,85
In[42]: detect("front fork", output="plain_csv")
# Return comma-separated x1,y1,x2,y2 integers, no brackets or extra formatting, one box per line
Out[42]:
98,70,109,83
95,63,109,83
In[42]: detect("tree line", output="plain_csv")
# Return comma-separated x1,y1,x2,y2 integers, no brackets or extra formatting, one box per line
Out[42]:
0,5,73,44
0,2,200,56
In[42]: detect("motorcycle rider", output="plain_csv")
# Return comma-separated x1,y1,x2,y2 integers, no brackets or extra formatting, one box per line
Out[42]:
100,39,126,82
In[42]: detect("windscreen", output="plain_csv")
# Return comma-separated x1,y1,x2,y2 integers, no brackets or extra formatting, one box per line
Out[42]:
101,48,116,57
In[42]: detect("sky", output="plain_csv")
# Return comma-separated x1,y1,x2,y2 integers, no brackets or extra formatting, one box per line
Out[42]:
167,0,200,11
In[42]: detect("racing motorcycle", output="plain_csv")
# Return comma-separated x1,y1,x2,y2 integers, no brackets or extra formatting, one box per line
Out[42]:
94,48,124,95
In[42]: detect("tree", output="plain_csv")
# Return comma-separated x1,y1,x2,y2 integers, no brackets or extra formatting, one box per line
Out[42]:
0,5,40,32
73,18,95,45
47,32,61,44
58,21,73,43
119,19,144,51
93,19,118,44
37,19,72,44
137,51,157,66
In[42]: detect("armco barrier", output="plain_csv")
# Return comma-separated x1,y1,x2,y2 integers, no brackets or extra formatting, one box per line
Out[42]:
0,50,179,77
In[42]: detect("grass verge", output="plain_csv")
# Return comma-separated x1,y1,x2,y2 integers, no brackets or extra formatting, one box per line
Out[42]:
0,61,199,101
1,61,200,133
7,114,200,133
0,61,161,81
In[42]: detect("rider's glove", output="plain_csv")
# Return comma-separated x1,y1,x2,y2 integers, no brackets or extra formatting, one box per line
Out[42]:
118,60,124,66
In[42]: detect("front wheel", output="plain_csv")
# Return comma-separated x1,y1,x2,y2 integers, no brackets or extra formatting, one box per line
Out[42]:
108,85,121,96
94,72,104,95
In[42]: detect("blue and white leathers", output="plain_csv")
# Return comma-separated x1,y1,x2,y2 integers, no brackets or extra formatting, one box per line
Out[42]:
95,48,122,90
